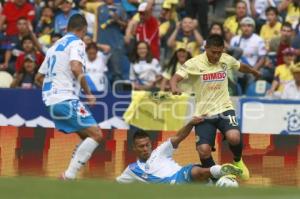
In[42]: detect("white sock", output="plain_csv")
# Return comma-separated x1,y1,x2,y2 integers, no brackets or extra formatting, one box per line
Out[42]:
209,165,222,179
65,137,99,179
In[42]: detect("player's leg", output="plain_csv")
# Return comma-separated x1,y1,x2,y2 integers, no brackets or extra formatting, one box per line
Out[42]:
190,164,242,182
64,125,102,179
195,120,218,168
217,110,249,180
50,100,103,179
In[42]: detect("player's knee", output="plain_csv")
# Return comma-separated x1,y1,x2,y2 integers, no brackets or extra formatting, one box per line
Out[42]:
196,145,212,159
226,130,241,145
89,128,103,143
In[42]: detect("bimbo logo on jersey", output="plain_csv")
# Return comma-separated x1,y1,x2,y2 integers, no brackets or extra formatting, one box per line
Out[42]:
203,71,226,81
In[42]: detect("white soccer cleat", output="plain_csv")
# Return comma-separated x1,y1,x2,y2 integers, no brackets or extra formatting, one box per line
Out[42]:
59,172,74,181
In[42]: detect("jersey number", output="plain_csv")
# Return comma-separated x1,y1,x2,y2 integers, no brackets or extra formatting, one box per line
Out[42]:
47,55,57,78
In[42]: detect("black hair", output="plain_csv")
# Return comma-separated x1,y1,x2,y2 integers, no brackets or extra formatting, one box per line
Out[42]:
265,6,279,15
281,22,293,30
133,130,150,143
21,35,33,46
17,16,27,22
86,42,98,51
206,34,224,47
164,49,192,77
67,13,87,31
51,32,62,39
130,41,153,63
209,22,225,39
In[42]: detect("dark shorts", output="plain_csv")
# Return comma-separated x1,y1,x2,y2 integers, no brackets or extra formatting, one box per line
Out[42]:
195,110,241,147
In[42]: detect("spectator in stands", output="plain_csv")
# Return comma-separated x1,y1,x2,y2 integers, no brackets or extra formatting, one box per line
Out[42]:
160,47,192,91
167,16,203,57
249,0,277,33
202,22,228,52
54,0,78,35
10,54,38,89
0,17,42,74
223,0,247,42
130,41,161,91
0,0,35,36
230,17,266,92
35,6,54,35
95,0,127,83
85,42,109,92
281,62,300,99
185,0,209,38
267,47,296,96
159,1,176,64
260,7,282,49
15,36,44,74
278,0,300,29
269,22,294,65
134,2,160,60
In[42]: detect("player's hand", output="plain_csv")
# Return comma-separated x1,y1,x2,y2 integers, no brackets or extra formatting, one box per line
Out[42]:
86,94,96,106
189,116,205,125
252,70,261,79
171,87,182,95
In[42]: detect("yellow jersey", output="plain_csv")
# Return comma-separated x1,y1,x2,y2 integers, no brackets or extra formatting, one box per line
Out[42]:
260,22,281,43
223,15,241,35
274,64,294,92
176,53,240,116
286,3,300,28
163,63,197,93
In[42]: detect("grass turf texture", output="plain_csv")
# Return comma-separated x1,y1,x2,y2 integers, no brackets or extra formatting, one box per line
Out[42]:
0,177,299,199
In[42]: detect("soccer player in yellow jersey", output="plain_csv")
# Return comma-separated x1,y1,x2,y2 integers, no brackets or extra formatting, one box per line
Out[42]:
170,34,260,180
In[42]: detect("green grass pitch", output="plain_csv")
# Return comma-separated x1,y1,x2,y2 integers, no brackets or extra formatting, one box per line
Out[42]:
0,177,299,199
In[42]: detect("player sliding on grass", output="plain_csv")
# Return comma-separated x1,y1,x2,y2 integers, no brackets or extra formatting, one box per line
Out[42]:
38,14,102,180
170,34,261,180
116,116,242,184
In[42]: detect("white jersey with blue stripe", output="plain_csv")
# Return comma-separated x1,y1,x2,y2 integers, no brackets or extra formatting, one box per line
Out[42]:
39,33,86,106
116,139,182,183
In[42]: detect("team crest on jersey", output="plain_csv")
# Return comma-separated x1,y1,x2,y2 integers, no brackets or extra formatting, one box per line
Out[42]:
220,63,227,70
76,103,91,118
202,71,226,82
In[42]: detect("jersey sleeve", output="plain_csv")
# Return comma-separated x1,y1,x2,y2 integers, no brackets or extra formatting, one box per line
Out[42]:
153,59,161,74
258,38,267,56
155,139,176,158
227,54,241,71
69,40,86,65
116,166,139,183
129,64,136,82
38,56,48,75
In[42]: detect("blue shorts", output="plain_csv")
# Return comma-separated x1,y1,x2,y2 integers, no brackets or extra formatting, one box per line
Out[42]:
47,100,97,133
166,164,194,184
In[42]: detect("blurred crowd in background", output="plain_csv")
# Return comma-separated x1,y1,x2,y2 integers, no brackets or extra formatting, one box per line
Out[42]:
0,0,299,99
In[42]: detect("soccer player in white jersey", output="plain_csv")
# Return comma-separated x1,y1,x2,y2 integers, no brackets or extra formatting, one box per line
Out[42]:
37,14,103,180
116,117,242,184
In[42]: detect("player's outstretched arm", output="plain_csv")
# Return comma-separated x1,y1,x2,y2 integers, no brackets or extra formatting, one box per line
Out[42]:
238,63,261,79
170,116,205,148
170,74,184,95
71,60,96,106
